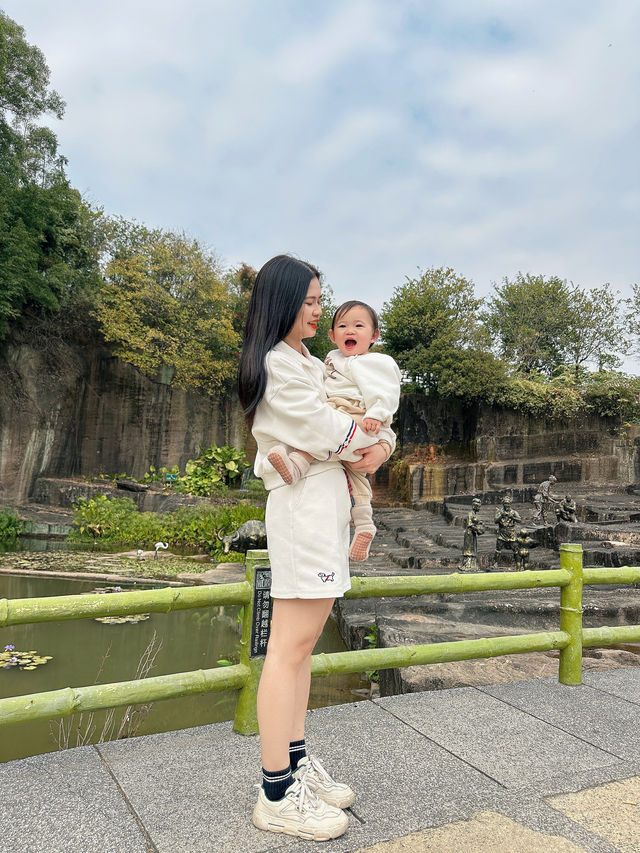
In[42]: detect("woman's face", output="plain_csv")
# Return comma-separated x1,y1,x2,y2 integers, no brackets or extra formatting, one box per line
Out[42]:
283,277,322,352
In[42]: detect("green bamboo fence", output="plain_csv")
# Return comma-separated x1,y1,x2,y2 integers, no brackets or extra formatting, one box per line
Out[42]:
0,545,638,737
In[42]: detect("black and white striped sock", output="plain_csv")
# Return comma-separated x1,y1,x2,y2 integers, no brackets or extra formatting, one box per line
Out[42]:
289,739,307,772
262,766,293,801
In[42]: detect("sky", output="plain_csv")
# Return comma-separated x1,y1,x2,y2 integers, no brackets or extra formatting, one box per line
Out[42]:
4,1,640,320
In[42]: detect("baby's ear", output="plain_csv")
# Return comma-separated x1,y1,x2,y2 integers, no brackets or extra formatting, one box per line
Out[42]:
370,329,380,345
328,328,336,343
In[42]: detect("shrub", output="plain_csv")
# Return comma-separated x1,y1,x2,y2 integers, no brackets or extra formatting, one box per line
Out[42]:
495,375,585,420
0,509,23,542
582,372,640,420
68,495,167,545
93,445,250,497
493,370,640,422
140,464,180,485
68,495,264,560
246,478,267,500
179,444,248,495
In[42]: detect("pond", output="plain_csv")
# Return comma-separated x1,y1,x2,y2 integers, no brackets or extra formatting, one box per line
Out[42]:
0,538,73,553
0,573,367,763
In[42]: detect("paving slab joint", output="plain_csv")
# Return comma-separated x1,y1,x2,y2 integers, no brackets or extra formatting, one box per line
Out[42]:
93,745,160,853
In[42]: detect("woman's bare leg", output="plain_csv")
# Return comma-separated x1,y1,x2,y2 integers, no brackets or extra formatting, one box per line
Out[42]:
258,597,335,770
291,598,335,741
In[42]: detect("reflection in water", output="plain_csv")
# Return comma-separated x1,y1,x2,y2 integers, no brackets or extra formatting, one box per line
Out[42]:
0,574,366,763
0,538,71,553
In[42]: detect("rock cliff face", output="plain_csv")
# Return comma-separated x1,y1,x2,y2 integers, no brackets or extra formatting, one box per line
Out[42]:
0,336,244,504
3,335,638,508
393,394,640,502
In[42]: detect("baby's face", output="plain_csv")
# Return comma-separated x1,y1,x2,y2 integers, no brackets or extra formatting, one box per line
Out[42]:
329,306,379,356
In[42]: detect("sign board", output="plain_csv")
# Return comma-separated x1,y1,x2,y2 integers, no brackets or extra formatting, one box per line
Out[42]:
250,565,272,657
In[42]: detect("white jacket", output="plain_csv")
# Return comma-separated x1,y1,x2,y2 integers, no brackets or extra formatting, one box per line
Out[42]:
252,341,396,490
324,350,402,426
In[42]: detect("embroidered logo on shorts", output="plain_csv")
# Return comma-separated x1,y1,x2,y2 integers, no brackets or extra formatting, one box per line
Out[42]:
317,572,335,583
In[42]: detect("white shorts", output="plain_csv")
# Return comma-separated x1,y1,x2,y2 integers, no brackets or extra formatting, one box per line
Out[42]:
265,465,351,599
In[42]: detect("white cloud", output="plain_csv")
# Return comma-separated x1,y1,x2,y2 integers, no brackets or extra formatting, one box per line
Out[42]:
304,110,398,169
273,0,389,85
3,0,639,353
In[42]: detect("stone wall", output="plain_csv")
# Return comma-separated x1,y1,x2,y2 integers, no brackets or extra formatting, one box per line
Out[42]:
393,394,640,503
3,337,638,508
0,336,245,505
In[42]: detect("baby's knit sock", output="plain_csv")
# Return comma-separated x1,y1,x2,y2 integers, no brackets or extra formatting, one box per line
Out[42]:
262,766,293,801
349,504,377,562
267,446,311,486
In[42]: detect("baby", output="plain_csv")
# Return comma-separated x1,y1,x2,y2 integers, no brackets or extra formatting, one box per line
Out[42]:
267,300,401,561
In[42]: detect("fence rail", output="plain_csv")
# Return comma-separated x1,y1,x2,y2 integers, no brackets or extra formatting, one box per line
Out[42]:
0,544,638,737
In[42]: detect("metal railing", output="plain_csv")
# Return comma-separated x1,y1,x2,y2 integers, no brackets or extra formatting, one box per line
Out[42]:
0,544,639,737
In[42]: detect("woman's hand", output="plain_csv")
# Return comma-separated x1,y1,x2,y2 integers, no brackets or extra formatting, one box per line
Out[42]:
349,443,388,473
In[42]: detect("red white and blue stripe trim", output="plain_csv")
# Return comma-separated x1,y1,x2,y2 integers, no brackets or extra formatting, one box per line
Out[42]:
336,420,357,455
344,469,355,507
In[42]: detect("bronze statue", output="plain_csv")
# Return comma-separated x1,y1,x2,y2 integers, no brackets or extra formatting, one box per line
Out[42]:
218,520,267,554
461,497,485,571
532,475,559,525
493,496,521,569
515,528,538,571
555,494,578,523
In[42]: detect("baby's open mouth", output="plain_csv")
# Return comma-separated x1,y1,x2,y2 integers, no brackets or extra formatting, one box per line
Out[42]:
344,338,357,349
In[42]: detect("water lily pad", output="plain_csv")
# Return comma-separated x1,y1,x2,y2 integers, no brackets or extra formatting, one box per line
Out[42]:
82,586,150,624
0,648,53,670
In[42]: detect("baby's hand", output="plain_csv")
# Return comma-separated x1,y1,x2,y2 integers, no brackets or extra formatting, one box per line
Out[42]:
363,418,382,435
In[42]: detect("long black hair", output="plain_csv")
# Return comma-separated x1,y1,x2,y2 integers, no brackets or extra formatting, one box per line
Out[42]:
238,254,321,427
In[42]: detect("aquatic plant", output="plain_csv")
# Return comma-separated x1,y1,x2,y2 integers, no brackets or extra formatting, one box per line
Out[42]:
81,585,150,624
1,645,52,670
52,632,162,750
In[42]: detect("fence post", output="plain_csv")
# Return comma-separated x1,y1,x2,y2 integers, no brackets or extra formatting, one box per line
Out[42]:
559,542,583,685
233,549,269,735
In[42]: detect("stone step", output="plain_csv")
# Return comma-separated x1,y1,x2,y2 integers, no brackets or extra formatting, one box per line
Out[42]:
371,506,563,573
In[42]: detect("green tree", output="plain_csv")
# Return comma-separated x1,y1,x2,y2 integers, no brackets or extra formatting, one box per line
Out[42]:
486,274,629,378
561,284,628,379
483,273,573,375
224,262,257,338
628,284,640,356
96,224,240,395
0,176,105,339
380,266,504,398
0,11,103,340
0,11,65,181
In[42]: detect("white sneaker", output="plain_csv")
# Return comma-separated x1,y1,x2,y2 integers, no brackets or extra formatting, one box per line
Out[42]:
252,777,348,841
293,755,356,809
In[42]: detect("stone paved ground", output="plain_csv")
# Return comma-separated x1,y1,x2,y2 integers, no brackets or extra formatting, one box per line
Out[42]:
1,669,639,853
3,489,640,851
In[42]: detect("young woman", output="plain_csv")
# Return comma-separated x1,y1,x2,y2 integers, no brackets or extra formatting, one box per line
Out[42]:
238,255,392,841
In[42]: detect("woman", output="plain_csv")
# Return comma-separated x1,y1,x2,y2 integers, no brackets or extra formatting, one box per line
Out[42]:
238,255,392,841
